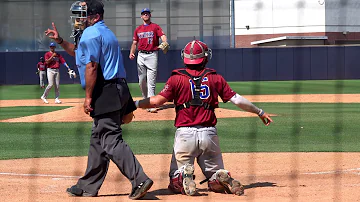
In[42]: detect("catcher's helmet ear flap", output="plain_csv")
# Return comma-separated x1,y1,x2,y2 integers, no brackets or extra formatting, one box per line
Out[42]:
207,48,212,59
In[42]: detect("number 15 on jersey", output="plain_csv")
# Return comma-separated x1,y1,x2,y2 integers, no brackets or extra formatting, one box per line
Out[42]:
189,77,210,99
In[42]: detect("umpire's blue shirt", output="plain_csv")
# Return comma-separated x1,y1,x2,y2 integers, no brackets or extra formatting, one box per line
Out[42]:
75,20,126,89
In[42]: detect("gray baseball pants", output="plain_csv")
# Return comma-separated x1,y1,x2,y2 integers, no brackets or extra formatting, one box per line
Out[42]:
39,70,46,88
169,126,225,179
42,68,60,99
76,110,149,195
137,51,158,98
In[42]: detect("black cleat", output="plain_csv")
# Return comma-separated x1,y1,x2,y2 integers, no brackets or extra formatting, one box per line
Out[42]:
129,178,154,200
66,185,97,197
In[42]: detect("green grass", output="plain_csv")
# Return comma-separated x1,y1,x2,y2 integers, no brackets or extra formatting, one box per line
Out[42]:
226,80,360,95
0,106,70,120
0,103,359,160
0,80,359,160
0,80,359,100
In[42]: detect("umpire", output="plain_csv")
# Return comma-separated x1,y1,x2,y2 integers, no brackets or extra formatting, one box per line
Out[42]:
44,0,153,199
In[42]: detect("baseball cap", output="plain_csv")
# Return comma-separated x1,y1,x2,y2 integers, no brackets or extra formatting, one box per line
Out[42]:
141,8,151,14
86,0,104,15
49,42,56,47
183,40,210,65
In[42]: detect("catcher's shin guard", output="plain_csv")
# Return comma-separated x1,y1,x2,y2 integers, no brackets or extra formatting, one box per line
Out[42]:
168,163,196,196
208,169,244,196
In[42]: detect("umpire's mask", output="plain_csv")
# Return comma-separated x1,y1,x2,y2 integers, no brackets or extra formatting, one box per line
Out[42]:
69,1,87,38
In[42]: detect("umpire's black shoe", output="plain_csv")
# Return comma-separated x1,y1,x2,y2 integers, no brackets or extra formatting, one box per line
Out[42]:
129,178,154,200
66,185,97,197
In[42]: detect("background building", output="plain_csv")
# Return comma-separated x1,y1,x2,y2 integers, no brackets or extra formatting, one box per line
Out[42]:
1,0,360,51
234,0,360,47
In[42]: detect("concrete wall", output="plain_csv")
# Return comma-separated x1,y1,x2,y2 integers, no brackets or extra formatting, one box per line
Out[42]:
234,0,326,36
325,0,360,33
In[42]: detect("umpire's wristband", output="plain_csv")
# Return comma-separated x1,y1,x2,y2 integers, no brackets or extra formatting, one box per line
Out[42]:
57,37,64,45
258,109,265,117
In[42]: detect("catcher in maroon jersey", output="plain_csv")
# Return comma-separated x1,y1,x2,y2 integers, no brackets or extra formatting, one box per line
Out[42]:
135,40,273,196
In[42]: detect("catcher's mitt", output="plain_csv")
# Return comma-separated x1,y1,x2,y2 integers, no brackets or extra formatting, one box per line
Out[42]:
68,69,77,79
158,41,170,54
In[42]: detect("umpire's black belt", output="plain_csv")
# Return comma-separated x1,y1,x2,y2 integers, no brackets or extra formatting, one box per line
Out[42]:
139,50,155,54
103,78,126,84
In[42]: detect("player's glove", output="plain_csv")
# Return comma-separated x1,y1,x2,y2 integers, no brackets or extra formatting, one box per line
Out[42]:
36,68,40,75
158,41,170,54
67,69,77,79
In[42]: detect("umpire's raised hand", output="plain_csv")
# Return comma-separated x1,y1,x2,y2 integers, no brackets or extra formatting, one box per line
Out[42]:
45,22,61,43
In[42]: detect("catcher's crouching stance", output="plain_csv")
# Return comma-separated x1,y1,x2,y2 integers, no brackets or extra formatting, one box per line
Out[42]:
135,40,273,196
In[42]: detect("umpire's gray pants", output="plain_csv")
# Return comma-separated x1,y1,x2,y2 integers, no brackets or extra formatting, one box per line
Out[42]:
42,68,60,99
137,51,158,98
39,70,46,88
76,110,149,195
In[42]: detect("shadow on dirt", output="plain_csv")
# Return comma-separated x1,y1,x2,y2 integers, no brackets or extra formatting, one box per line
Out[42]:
244,182,278,189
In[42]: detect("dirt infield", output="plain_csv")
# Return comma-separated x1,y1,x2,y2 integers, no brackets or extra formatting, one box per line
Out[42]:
1,94,360,201
0,153,359,202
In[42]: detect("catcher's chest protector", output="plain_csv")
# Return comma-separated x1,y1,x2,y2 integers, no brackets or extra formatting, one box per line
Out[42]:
172,68,216,111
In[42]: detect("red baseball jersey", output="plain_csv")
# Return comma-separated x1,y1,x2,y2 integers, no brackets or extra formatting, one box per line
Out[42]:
133,23,164,51
44,51,65,69
159,68,236,127
37,62,47,71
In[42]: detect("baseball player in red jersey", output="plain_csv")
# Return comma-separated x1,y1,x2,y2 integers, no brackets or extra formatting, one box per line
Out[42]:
135,40,273,196
37,57,47,88
129,8,168,113
41,42,70,104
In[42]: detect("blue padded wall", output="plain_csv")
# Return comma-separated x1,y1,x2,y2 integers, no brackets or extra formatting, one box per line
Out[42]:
276,48,294,80
344,46,360,79
259,48,277,81
1,46,360,85
310,47,328,80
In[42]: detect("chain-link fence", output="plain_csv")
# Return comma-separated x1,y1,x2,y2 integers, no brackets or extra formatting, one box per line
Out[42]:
0,1,359,202
0,0,230,52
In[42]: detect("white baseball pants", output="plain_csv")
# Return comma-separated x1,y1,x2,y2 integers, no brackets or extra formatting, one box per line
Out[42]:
39,70,46,88
137,51,158,98
42,68,60,99
169,126,225,179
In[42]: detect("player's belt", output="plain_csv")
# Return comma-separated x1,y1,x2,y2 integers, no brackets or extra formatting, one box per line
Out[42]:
139,50,154,54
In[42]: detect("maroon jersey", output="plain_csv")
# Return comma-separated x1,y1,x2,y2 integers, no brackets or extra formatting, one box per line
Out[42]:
37,62,47,71
159,68,236,127
44,51,65,69
133,22,164,51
